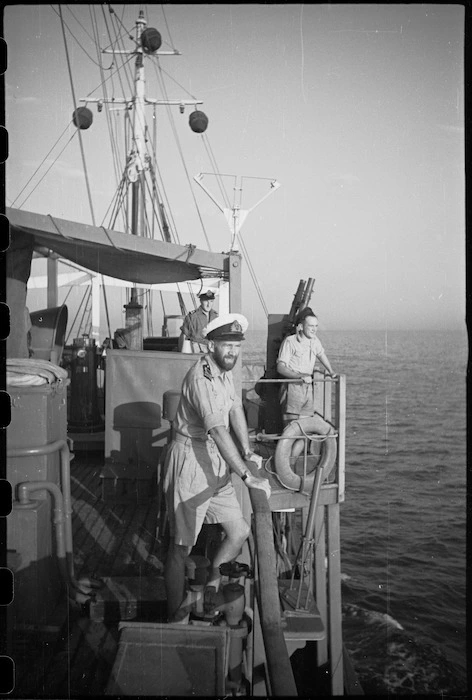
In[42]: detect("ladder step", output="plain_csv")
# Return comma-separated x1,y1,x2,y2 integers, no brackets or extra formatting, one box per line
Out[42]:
278,580,325,641
282,609,325,641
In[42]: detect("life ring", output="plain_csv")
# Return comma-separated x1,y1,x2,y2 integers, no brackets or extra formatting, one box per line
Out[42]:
274,415,337,491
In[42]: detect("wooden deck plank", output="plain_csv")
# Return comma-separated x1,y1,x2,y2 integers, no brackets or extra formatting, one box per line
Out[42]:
106,503,149,574
73,501,121,579
20,455,160,697
78,503,133,578
70,463,113,572
69,459,150,579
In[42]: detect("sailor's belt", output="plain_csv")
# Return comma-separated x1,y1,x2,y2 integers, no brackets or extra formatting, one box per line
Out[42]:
174,429,228,447
174,432,209,445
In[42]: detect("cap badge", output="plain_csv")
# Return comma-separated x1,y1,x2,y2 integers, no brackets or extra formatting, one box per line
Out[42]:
231,321,242,333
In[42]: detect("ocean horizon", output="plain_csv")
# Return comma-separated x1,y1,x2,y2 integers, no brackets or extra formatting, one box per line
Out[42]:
243,327,467,695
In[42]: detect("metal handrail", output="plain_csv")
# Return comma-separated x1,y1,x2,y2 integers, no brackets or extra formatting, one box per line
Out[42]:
242,376,338,384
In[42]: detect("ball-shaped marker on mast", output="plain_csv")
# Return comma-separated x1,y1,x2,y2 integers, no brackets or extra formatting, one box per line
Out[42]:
141,27,162,54
72,107,93,129
189,110,209,133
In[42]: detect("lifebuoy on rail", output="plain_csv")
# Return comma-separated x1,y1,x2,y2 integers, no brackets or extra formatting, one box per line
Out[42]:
274,415,337,491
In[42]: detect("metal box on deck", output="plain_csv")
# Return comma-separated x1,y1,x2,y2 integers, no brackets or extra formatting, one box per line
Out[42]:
7,381,69,499
8,499,62,624
7,379,69,626
106,622,228,696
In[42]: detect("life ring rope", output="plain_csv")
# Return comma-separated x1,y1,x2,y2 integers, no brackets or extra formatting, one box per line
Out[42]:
264,454,300,492
294,421,338,441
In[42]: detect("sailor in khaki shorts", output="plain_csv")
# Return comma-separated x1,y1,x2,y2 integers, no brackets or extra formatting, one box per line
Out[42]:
163,313,270,622
277,309,337,426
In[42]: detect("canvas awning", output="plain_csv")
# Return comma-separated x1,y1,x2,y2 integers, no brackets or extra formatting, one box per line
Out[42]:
7,207,228,284
26,269,225,294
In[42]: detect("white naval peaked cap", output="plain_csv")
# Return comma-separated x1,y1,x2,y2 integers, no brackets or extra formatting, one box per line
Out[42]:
202,313,249,340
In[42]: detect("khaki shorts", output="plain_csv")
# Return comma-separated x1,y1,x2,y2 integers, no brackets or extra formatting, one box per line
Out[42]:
163,437,243,547
280,383,315,416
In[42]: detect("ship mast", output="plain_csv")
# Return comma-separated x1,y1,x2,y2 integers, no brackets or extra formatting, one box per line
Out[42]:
79,9,206,350
124,10,148,351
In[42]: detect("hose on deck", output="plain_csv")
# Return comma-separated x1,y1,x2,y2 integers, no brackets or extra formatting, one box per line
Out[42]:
249,486,298,696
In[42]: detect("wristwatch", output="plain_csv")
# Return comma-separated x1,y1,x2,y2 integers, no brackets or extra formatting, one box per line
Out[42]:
241,473,249,482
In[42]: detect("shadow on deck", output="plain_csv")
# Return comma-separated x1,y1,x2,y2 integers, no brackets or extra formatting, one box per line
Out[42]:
11,449,168,698
9,448,342,698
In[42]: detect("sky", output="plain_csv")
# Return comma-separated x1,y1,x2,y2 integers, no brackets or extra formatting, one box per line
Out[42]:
4,4,465,334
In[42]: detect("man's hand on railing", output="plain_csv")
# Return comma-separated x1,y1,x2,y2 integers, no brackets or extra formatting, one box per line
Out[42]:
244,451,263,470
245,473,271,499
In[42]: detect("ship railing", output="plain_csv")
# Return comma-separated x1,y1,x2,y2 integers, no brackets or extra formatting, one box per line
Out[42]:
242,373,348,695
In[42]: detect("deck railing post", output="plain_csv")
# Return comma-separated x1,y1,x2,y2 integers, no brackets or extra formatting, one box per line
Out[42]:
336,375,346,502
327,501,344,694
314,505,328,666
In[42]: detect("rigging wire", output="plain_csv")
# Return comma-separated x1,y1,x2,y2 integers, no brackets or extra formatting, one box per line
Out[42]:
103,172,128,230
58,4,112,341
107,4,138,47
65,285,91,344
77,287,92,338
105,8,136,100
158,4,177,51
239,232,269,317
201,136,232,209
151,107,158,240
100,4,131,54
83,10,115,339
59,5,96,226
156,65,200,101
50,4,114,68
198,137,269,317
82,55,135,103
11,127,76,209
98,6,135,190
61,285,74,307
90,6,124,201
151,57,213,251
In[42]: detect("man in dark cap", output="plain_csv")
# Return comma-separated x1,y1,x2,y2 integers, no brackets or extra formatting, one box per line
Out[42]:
163,313,270,622
179,290,218,352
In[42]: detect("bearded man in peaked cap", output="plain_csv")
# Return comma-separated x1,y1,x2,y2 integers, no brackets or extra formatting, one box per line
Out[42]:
163,313,270,622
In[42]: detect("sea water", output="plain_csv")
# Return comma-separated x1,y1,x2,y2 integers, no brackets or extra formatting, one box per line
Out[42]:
243,328,467,695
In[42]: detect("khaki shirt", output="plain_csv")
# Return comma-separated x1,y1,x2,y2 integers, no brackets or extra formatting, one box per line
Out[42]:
277,333,324,375
180,307,218,343
173,354,242,440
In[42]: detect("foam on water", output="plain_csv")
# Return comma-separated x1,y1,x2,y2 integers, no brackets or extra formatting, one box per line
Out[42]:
343,603,404,630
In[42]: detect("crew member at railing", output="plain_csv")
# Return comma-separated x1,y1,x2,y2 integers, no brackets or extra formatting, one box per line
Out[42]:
179,290,218,353
163,313,271,622
276,308,337,427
